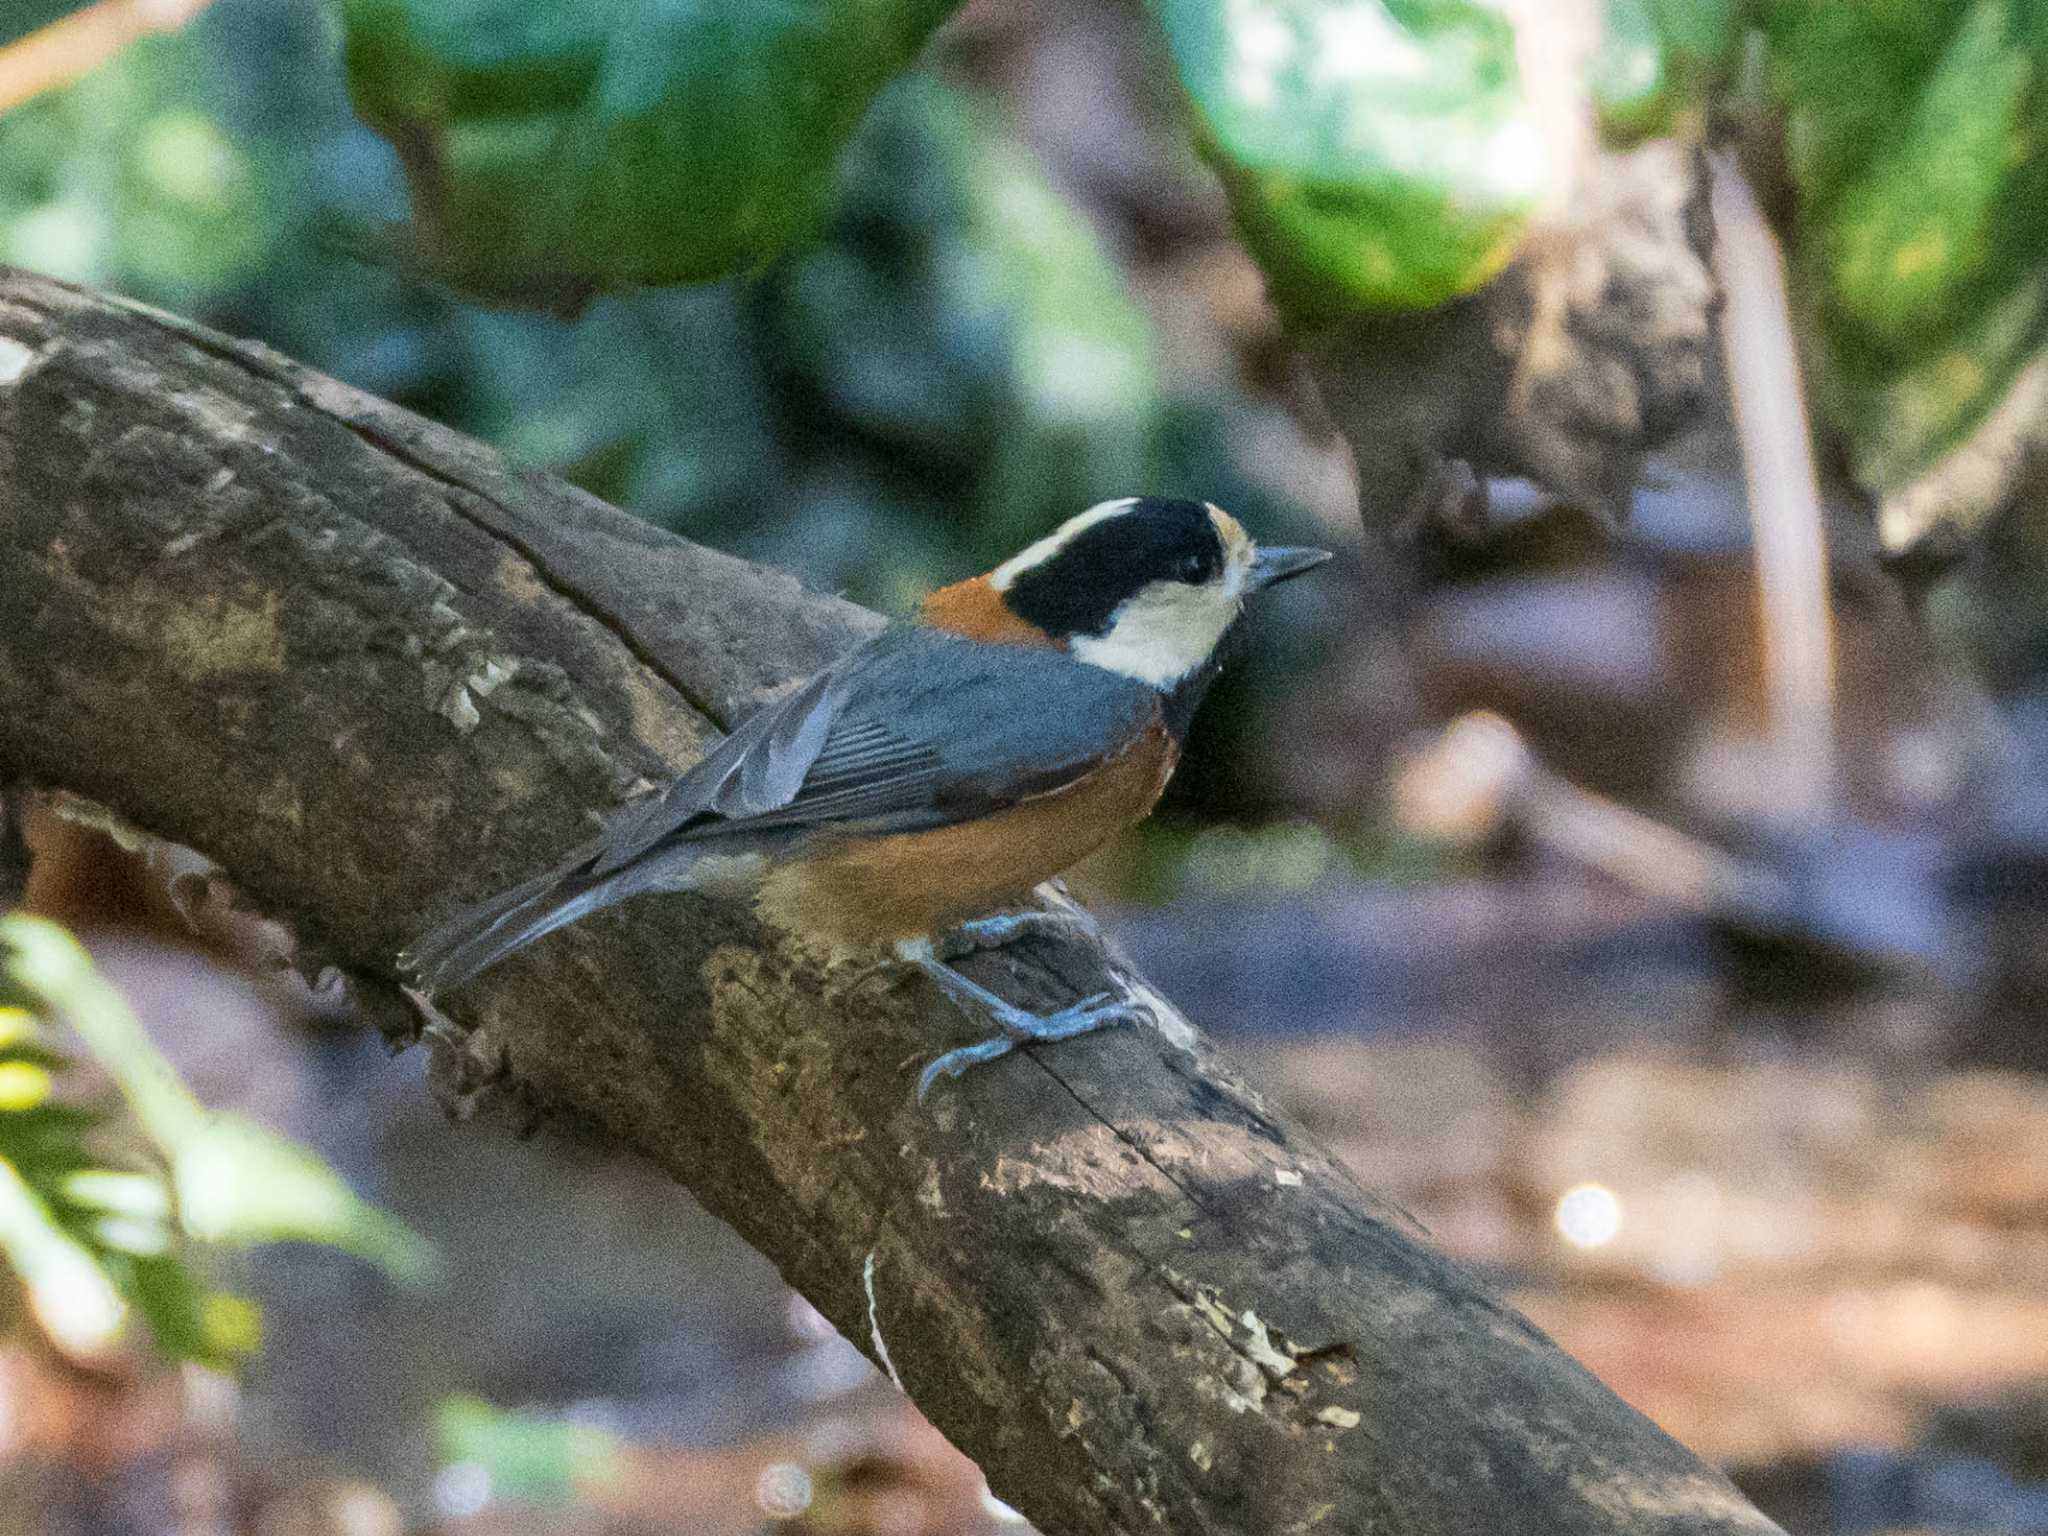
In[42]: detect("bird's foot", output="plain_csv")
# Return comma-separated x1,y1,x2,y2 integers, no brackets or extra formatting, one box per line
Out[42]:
936,908,1099,962
915,993,1149,1101
900,938,1147,1101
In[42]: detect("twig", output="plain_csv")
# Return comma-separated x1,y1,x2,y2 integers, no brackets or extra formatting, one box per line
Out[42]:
1394,711,1770,915
1709,153,1837,819
0,0,216,116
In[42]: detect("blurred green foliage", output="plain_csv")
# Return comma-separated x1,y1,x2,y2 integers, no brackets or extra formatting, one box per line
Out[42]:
335,0,1560,320
1148,0,1547,313
0,992,179,1363
1757,0,2048,506
0,4,1275,589
0,916,425,1366
464,73,1176,611
1591,0,1736,138
6,0,2047,581
0,30,279,315
338,0,965,302
436,1394,624,1507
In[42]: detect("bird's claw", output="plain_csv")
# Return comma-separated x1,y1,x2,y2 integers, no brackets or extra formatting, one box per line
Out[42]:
913,991,1150,1102
916,1037,1018,1100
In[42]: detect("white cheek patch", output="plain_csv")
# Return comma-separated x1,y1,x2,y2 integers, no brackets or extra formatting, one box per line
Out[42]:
1070,579,1243,687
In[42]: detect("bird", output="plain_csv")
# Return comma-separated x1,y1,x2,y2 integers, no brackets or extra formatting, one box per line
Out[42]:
401,496,1332,1095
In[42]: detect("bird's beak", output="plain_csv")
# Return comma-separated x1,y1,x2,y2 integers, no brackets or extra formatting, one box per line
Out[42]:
1246,544,1334,592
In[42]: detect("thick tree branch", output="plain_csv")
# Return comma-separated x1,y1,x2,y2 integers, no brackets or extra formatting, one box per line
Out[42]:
0,268,1782,1536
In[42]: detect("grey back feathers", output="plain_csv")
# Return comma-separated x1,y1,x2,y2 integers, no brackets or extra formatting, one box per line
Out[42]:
401,625,1159,990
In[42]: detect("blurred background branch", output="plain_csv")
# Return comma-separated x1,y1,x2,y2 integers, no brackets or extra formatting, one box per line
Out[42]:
1710,153,1836,821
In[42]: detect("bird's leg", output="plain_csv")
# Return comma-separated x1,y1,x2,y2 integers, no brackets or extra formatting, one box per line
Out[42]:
841,907,1100,1041
935,907,1100,962
896,934,1150,1100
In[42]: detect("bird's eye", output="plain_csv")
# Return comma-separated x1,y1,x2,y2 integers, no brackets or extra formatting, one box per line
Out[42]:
1178,553,1210,583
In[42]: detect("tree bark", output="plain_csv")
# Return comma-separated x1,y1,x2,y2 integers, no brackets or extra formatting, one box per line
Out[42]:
0,267,1784,1536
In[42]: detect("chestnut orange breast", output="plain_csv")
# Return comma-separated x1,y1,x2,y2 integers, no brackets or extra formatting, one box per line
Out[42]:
755,707,1176,947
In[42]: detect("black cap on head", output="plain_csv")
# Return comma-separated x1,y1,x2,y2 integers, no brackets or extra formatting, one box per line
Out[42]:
1003,497,1226,640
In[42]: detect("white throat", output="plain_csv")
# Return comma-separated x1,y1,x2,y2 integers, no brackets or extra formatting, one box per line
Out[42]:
1069,578,1243,688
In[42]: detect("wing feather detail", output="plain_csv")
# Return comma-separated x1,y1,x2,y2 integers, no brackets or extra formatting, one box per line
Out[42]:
404,624,1157,989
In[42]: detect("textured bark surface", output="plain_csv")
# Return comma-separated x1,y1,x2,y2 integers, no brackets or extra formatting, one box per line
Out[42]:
0,267,1785,1536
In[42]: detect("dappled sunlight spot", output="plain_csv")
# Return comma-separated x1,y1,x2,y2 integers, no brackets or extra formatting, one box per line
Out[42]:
432,1461,491,1521
1225,0,1290,109
138,111,240,206
1313,6,1429,86
0,1061,50,1111
0,337,37,386
981,1115,1296,1204
1571,1468,1784,1529
755,1460,813,1520
1477,116,1552,205
1555,1182,1621,1250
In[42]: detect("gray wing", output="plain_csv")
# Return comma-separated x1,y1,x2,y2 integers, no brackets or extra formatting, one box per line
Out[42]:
699,624,1160,837
601,624,1160,857
584,657,849,876
403,625,1155,990
403,644,864,988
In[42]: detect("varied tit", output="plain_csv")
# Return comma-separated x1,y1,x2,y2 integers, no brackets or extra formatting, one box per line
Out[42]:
402,496,1331,1094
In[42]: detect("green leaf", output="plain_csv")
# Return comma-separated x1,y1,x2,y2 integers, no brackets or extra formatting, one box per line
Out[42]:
1824,269,2048,495
1758,0,2048,522
1760,0,1971,206
1147,0,1548,312
0,1156,130,1358
338,0,967,301
2,916,435,1287
1814,0,2036,359
173,1112,435,1282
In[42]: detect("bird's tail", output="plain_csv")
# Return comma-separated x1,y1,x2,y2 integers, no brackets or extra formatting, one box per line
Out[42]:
399,839,682,994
